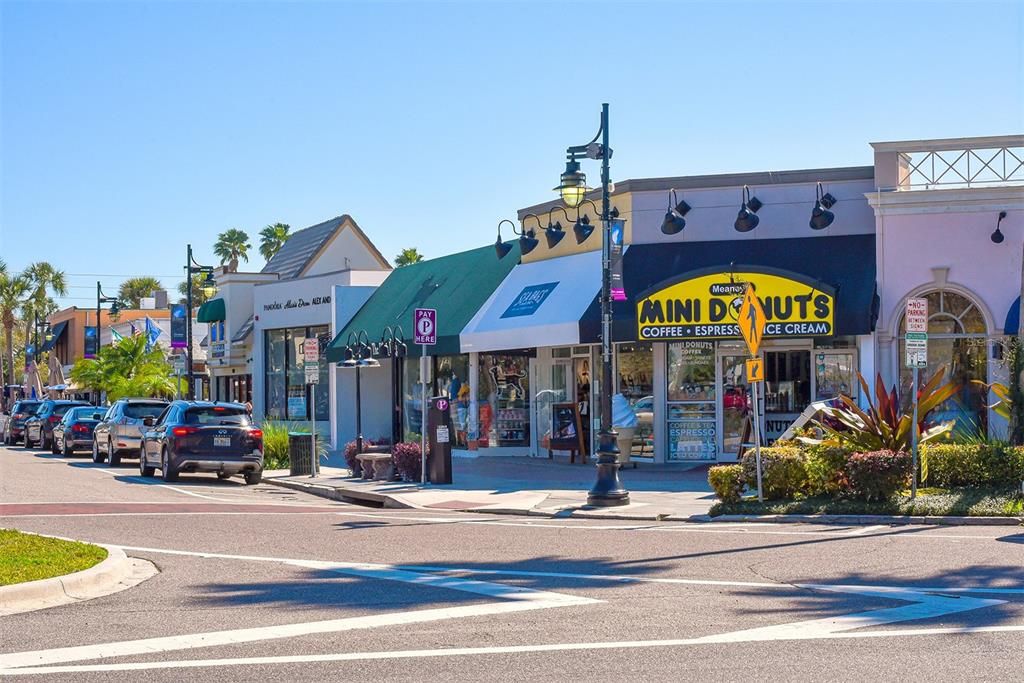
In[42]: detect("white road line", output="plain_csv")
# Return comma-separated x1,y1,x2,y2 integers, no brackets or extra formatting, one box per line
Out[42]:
846,524,886,535
0,511,343,518
5,624,1023,675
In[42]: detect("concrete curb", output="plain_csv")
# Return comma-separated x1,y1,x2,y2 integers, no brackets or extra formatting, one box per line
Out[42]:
266,476,413,509
0,542,137,616
702,513,1024,527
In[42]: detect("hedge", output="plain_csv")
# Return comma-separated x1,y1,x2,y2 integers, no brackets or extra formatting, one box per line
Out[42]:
922,444,1024,487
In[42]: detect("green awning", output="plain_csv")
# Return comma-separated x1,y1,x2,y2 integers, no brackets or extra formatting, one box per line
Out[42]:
196,298,226,323
327,242,520,361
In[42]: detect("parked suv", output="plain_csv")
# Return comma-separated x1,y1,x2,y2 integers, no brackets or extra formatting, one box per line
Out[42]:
25,399,90,449
140,401,263,484
92,398,169,466
3,400,42,445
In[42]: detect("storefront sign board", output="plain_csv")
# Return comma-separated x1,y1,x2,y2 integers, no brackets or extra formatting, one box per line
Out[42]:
501,282,558,318
636,268,835,341
414,308,437,345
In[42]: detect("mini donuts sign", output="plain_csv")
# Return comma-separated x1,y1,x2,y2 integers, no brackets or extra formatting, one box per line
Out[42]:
636,267,835,341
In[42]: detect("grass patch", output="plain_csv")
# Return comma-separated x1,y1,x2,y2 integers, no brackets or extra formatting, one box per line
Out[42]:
710,486,1024,518
0,529,107,586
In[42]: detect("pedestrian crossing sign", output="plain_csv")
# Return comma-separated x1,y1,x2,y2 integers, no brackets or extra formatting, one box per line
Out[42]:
746,357,764,383
738,285,766,357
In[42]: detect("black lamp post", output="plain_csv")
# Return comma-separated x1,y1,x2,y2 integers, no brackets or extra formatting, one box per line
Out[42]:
557,103,629,507
378,326,408,447
185,244,216,400
96,282,121,350
340,330,380,456
31,312,52,364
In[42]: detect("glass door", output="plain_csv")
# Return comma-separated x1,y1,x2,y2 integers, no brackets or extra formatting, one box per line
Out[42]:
534,358,572,456
666,341,717,461
718,350,751,461
763,349,811,444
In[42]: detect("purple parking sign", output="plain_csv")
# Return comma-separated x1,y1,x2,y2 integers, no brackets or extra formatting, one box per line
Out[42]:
414,308,436,345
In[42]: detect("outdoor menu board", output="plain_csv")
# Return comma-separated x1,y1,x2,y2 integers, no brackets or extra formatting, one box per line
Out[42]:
549,402,585,455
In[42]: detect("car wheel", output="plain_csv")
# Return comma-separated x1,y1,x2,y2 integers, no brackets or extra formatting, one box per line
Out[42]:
92,439,105,463
42,435,51,451
139,449,155,477
161,448,178,482
50,435,58,454
63,437,73,457
244,471,262,486
107,439,121,467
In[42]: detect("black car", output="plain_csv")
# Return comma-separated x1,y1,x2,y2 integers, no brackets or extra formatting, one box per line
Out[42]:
52,405,106,456
140,401,264,484
3,400,42,445
25,400,91,450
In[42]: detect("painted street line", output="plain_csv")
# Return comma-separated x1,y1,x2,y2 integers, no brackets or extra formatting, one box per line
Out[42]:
0,546,597,672
845,524,886,535
5,625,1024,676
0,511,345,518
2,545,1019,674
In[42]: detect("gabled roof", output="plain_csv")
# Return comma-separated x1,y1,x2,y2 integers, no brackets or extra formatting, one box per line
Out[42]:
261,214,390,280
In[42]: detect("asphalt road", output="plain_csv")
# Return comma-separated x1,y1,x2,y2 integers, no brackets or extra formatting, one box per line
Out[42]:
1,442,1022,682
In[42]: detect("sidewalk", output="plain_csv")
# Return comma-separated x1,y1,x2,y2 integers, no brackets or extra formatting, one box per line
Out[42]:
266,456,718,521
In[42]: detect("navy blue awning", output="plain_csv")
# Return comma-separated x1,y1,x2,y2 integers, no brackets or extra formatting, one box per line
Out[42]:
580,234,879,342
1006,296,1020,335
40,320,68,352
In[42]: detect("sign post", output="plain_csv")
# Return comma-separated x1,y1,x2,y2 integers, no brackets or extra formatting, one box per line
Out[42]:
904,297,929,499
414,308,437,485
739,285,767,502
303,337,320,479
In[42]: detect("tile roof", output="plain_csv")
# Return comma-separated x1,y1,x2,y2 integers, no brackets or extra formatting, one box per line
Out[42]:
261,214,389,280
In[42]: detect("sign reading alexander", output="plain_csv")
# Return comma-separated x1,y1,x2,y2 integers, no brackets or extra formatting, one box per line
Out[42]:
636,268,836,341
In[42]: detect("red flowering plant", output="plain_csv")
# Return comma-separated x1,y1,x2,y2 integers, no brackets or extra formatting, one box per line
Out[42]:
845,450,912,501
391,442,424,481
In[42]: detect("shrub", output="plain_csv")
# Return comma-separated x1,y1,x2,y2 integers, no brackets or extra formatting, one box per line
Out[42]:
845,450,911,501
708,465,745,503
804,444,851,496
261,421,291,470
741,446,808,500
392,442,422,481
922,443,1024,487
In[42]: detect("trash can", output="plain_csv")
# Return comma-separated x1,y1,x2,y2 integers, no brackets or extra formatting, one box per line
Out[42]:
288,432,317,476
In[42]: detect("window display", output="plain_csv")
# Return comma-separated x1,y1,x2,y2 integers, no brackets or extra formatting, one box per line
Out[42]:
616,342,654,457
667,342,717,460
263,325,330,422
479,353,531,447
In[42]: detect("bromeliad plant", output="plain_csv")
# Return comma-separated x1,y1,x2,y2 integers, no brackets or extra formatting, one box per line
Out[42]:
804,369,958,452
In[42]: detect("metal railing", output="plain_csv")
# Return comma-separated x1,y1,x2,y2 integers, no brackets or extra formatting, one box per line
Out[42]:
897,142,1024,190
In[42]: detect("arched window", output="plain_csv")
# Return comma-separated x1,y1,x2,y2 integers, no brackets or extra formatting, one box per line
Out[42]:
898,290,989,435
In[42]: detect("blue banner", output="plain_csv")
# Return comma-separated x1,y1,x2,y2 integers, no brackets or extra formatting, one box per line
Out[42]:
83,326,98,359
170,304,187,349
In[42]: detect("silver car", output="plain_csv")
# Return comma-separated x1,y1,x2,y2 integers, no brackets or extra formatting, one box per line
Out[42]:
92,398,169,466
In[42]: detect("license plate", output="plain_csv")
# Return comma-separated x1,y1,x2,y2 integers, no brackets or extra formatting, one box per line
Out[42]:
214,437,231,448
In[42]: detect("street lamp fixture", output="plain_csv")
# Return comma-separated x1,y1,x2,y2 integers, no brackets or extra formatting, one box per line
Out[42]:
378,326,408,446
553,160,589,209
495,220,515,260
339,330,378,456
809,182,837,231
185,244,215,400
734,185,763,233
661,189,691,235
557,103,629,507
96,282,122,342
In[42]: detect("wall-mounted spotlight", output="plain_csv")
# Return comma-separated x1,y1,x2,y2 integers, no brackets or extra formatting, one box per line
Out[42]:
661,188,691,235
573,214,594,244
991,210,1007,244
519,229,539,255
809,182,837,230
734,185,762,232
495,219,515,259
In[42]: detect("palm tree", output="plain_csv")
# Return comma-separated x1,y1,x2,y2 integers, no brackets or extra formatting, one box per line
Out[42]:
178,274,213,307
394,247,424,267
213,229,251,272
0,272,29,387
70,334,176,401
21,262,67,348
259,223,291,261
118,276,163,308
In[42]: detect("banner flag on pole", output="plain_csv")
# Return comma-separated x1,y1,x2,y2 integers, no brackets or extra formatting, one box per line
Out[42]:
145,317,162,351
110,328,124,343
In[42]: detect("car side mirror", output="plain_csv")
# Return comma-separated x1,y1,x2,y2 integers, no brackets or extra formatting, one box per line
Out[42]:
142,416,156,427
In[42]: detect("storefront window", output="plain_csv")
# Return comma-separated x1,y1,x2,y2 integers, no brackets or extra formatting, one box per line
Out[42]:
402,358,424,442
814,351,856,401
478,354,530,447
666,342,717,460
265,329,286,419
898,290,988,435
763,350,811,443
264,325,331,422
616,342,654,457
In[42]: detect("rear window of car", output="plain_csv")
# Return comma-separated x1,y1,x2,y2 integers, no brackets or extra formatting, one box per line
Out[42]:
123,403,167,419
184,406,250,426
15,402,41,415
53,404,85,417
68,407,99,421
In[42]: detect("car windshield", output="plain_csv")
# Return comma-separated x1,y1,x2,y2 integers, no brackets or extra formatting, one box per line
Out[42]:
184,406,250,426
123,404,167,419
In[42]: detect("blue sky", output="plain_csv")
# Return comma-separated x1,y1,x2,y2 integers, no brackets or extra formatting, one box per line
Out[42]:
2,1,1021,308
